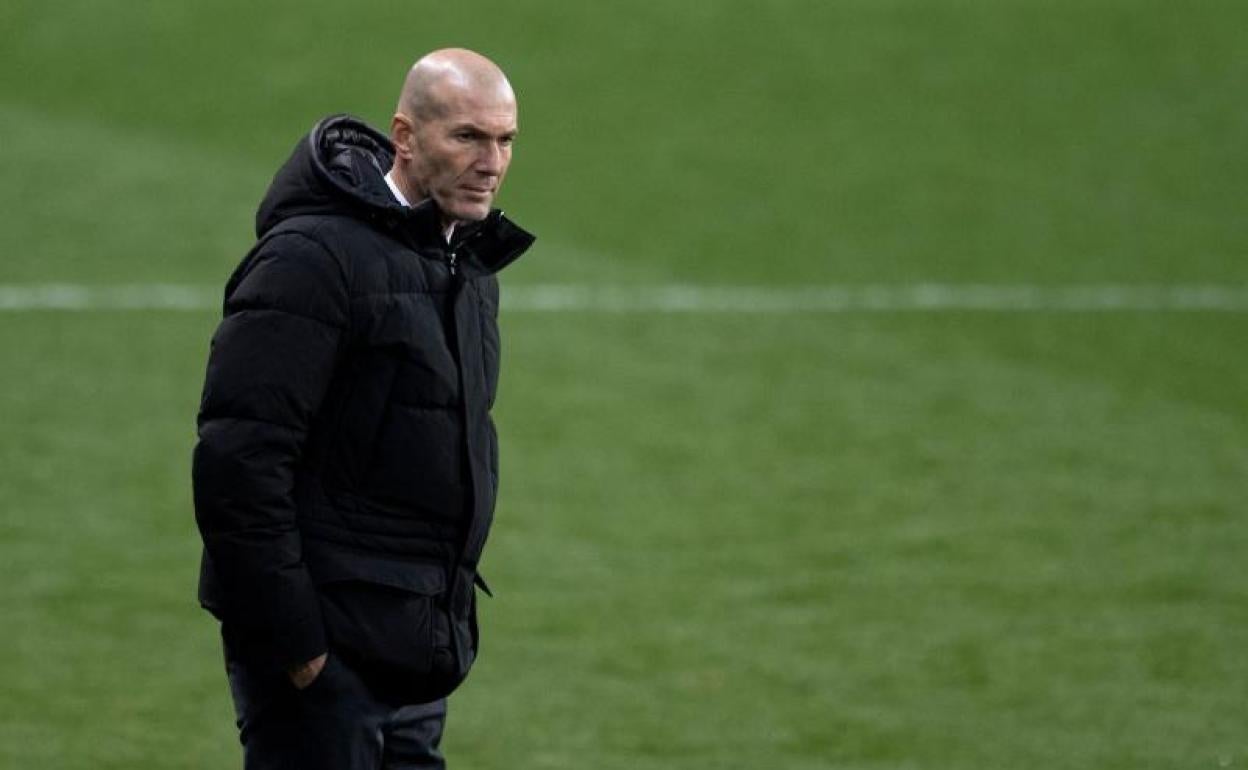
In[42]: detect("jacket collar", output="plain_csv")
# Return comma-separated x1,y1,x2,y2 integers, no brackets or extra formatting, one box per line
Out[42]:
449,209,536,276
379,200,535,276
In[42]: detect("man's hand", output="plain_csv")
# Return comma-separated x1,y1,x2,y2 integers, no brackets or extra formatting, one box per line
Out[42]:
287,653,328,690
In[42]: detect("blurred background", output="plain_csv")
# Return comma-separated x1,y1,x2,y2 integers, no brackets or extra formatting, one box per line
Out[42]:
1,1,1245,768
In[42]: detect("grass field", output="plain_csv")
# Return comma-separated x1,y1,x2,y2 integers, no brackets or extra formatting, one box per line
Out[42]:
1,1,1245,768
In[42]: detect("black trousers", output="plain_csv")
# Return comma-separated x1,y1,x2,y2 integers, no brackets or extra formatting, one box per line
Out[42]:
225,646,447,770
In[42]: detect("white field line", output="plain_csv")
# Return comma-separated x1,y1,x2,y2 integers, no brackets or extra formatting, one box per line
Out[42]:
1,283,1247,313
0,284,219,311
502,284,1248,313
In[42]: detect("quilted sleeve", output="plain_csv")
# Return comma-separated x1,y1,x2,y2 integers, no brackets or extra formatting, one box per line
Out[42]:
192,231,347,671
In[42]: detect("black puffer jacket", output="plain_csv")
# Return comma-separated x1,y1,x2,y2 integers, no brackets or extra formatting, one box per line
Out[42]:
192,115,534,701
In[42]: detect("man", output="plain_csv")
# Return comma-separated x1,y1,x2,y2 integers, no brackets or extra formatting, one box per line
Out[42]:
192,48,534,769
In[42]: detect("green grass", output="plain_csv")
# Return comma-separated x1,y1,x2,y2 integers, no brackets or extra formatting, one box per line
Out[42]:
476,313,1247,769
0,1,1244,768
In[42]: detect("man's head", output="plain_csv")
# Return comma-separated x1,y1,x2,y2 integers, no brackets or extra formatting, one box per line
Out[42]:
390,49,518,226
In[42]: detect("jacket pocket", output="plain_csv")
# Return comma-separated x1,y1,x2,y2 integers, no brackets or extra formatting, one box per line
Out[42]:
309,549,448,681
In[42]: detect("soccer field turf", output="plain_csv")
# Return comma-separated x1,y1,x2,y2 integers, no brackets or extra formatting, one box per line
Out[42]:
2,2,1245,768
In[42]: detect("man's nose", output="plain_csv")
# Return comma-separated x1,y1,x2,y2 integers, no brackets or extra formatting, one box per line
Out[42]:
477,142,505,174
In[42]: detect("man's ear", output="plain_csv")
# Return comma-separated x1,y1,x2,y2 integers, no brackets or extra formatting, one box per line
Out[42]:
390,114,415,160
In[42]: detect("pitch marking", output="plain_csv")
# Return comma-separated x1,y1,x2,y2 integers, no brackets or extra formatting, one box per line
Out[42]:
1,283,1246,313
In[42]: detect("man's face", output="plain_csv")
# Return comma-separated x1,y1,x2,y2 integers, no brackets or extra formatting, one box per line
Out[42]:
404,87,517,224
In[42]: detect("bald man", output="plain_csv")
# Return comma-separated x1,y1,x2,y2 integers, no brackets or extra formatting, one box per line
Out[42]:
193,49,534,769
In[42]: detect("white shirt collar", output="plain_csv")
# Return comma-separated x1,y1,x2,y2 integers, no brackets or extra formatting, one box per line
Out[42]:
383,170,455,243
383,170,412,208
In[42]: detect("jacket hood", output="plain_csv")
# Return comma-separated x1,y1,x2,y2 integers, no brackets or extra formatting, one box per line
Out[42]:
255,114,534,273
256,114,402,237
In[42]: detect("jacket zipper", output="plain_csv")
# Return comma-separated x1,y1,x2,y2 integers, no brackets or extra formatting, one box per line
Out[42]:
447,249,458,276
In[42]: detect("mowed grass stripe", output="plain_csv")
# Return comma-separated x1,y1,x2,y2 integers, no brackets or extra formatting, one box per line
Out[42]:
2,282,1247,313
